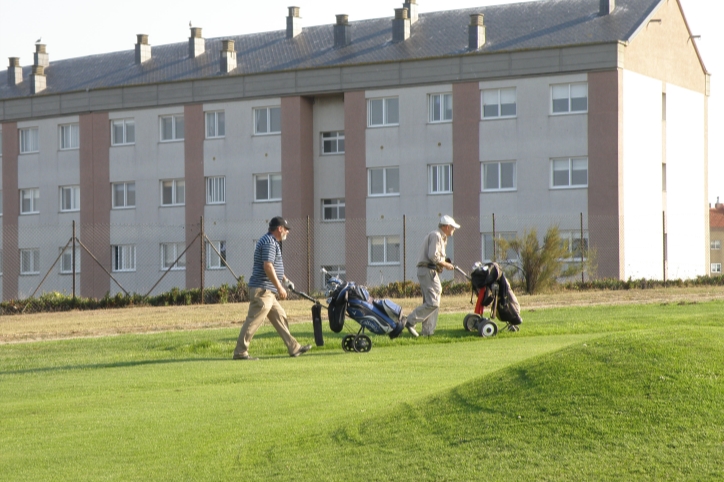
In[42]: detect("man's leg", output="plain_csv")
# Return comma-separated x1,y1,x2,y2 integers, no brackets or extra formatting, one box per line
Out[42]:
406,267,441,335
233,288,273,358
265,298,304,356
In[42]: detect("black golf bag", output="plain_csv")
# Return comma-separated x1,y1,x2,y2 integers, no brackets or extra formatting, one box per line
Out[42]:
326,279,405,339
470,262,522,326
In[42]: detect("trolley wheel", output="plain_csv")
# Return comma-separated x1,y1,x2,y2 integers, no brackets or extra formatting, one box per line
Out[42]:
353,334,372,353
478,320,498,338
463,313,481,332
342,335,356,352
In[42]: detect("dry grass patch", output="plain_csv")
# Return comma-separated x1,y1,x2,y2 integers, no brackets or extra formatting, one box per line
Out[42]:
1,286,723,343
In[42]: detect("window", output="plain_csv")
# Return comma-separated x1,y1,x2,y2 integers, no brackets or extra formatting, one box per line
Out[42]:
59,124,79,150
161,179,185,206
205,111,225,138
711,240,721,250
20,188,40,214
368,97,399,127
551,158,588,188
369,236,401,265
551,83,588,114
482,88,516,119
321,131,345,154
429,93,453,123
19,127,39,153
322,198,345,221
482,232,517,262
206,240,227,269
429,164,452,194
112,245,136,272
60,247,80,274
483,161,516,191
111,119,135,145
160,115,184,141
560,231,589,261
255,174,282,202
712,263,722,274
0,190,3,216
60,186,80,212
20,249,40,275
206,176,226,204
112,182,136,209
368,167,400,196
254,107,281,135
321,265,346,287
161,243,186,270
0,128,3,156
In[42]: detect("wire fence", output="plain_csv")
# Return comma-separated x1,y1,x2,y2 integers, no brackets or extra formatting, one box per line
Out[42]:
0,212,708,302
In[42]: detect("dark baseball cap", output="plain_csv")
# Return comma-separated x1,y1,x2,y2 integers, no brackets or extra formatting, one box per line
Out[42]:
269,216,291,230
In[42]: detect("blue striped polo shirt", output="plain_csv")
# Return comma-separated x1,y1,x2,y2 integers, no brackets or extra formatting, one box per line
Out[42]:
248,232,285,293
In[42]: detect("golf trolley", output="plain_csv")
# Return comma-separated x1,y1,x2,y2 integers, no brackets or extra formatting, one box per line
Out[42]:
454,262,523,337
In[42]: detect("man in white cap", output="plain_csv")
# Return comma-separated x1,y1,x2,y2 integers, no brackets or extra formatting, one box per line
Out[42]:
404,215,460,337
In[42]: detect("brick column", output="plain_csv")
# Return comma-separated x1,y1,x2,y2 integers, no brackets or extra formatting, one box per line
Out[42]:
79,113,111,299
588,70,624,279
281,96,314,292
344,91,368,284
452,82,482,270
184,104,205,289
2,123,19,301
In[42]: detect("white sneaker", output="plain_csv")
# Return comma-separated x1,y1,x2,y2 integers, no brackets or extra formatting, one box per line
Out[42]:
406,322,419,338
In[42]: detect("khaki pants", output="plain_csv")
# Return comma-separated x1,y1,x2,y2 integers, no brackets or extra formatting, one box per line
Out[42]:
233,287,301,357
405,267,441,336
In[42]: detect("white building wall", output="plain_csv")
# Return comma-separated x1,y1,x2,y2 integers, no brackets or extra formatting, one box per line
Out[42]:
478,74,588,258
665,82,707,279
312,95,346,288
365,85,454,285
621,70,665,279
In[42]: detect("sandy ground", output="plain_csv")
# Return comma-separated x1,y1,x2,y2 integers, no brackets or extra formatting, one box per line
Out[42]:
2,286,723,344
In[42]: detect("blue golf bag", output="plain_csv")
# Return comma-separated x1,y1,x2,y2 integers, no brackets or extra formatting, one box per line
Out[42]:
326,278,405,339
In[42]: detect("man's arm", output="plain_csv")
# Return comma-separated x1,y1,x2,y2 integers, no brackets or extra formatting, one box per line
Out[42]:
263,261,287,299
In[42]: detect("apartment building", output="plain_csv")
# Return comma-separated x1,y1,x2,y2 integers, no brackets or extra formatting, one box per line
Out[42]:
0,0,711,299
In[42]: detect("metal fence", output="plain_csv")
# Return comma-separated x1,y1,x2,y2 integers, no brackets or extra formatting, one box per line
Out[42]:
0,211,706,301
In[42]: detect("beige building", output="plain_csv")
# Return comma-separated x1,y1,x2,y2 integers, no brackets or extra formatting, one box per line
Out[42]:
710,201,724,275
0,0,711,299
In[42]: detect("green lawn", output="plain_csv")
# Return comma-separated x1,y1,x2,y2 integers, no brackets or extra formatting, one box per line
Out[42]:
1,301,723,481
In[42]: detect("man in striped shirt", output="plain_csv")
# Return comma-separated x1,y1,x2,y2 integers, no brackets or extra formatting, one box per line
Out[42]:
233,216,312,360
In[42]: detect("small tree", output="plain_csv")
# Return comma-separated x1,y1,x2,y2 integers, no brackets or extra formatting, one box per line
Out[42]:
497,226,578,294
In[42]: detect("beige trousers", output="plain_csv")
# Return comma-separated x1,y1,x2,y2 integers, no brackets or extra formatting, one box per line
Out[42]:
405,267,442,336
234,287,301,357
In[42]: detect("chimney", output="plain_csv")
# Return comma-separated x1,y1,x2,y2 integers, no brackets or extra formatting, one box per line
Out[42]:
135,34,152,64
392,8,410,43
334,14,352,48
287,6,302,39
189,27,205,58
33,44,49,68
30,64,46,94
7,57,22,86
403,0,418,24
600,0,616,15
220,39,237,73
469,14,486,50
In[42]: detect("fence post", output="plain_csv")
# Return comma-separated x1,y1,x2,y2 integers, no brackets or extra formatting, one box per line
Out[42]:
307,215,311,293
663,211,667,285
72,220,76,300
492,213,496,262
200,215,205,304
580,212,584,284
403,214,407,297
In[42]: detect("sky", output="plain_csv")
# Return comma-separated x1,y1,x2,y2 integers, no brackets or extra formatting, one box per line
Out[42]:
0,0,720,202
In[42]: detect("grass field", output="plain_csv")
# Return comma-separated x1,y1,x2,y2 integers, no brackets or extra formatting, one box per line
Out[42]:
1,297,724,480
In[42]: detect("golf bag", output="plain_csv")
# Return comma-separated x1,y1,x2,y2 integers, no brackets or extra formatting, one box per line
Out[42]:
470,262,522,325
326,279,405,338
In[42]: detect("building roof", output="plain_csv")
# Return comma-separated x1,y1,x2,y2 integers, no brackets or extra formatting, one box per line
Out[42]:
0,0,664,100
711,206,724,229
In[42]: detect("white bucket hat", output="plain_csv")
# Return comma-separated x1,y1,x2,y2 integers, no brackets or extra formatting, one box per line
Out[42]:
439,215,460,229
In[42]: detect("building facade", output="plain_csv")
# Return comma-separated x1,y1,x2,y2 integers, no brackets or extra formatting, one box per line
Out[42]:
0,0,711,300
